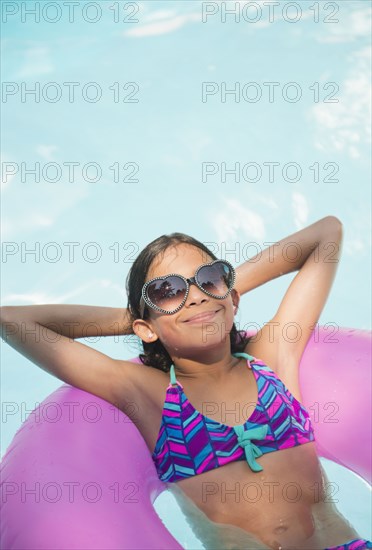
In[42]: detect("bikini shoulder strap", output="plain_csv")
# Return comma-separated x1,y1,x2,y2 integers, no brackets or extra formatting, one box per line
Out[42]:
169,364,177,386
233,351,255,362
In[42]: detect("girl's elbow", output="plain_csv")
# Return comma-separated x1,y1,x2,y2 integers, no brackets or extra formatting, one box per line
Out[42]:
325,216,343,234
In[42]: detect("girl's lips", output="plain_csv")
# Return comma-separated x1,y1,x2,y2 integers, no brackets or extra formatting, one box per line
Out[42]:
184,309,221,324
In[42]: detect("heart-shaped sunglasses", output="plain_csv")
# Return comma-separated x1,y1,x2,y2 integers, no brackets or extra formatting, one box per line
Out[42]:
139,259,236,318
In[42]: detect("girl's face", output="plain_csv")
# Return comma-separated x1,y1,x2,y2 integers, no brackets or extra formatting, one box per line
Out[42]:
134,243,240,359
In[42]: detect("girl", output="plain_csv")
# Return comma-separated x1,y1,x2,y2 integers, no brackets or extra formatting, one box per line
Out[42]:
1,216,370,550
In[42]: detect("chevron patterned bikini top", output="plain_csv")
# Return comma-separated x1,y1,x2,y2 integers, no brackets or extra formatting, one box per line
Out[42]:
151,352,316,483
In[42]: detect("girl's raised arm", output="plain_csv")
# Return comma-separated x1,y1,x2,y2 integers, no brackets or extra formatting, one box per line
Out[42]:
235,216,343,400
0,304,141,412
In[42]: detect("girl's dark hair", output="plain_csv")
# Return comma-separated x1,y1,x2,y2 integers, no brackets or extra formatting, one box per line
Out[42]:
126,232,252,372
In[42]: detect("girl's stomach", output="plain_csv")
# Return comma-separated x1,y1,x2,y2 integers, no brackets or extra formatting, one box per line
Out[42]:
171,442,360,550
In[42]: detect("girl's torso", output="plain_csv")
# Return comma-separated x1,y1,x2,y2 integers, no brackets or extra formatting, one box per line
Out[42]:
122,351,360,550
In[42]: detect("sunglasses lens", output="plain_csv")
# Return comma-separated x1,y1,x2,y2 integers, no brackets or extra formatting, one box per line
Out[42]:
197,262,233,296
146,276,187,313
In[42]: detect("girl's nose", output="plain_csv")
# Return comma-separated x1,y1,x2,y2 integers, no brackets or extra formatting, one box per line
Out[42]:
184,282,209,307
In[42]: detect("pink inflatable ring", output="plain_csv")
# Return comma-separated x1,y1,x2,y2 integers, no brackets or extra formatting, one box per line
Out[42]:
1,327,371,549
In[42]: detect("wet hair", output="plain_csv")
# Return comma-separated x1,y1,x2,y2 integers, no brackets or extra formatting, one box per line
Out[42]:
126,232,252,372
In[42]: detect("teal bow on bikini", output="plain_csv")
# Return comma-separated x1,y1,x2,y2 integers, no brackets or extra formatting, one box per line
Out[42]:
233,424,269,472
